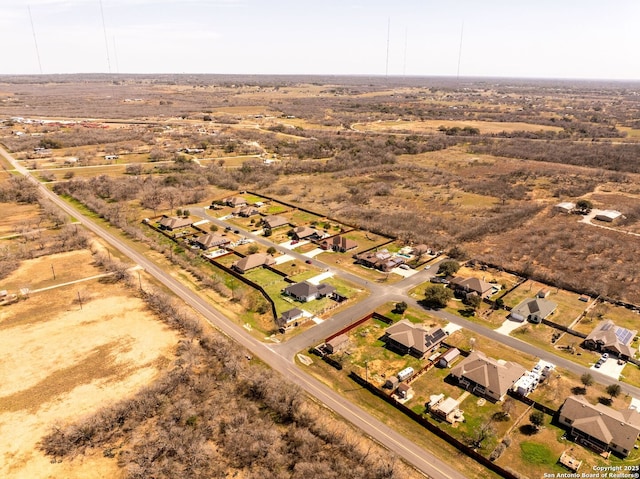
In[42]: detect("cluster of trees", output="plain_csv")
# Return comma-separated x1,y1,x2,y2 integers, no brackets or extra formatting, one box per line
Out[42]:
470,139,640,174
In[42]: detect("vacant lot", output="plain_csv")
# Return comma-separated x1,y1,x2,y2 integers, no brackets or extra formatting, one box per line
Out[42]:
0,267,177,479
0,202,41,237
0,249,100,292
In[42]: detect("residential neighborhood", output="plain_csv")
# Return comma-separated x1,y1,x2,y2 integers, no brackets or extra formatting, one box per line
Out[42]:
113,190,640,475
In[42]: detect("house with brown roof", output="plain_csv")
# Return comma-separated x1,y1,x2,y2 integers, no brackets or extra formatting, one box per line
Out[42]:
157,215,193,231
292,226,322,241
225,196,247,207
262,215,289,230
283,281,336,302
381,319,447,359
449,350,526,402
450,276,497,298
235,206,259,217
232,253,276,273
193,234,230,250
325,334,349,354
558,395,640,457
583,320,637,359
320,235,358,253
355,249,405,272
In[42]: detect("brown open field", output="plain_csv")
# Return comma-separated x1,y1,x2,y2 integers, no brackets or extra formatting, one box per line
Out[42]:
1,249,100,292
0,203,41,237
354,119,564,135
0,255,178,479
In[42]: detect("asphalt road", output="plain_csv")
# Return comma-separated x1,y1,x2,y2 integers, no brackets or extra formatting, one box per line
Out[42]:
5,144,637,478
1,147,464,479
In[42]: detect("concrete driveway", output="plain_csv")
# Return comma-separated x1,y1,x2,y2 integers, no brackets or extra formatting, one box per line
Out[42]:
591,357,626,379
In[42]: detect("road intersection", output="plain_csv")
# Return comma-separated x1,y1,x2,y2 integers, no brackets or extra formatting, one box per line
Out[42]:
3,145,638,478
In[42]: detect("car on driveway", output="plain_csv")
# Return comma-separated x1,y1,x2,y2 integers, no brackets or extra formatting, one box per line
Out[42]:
595,360,603,368
601,353,609,360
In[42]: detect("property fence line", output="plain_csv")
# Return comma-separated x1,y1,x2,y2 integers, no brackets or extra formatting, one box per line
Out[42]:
349,372,521,479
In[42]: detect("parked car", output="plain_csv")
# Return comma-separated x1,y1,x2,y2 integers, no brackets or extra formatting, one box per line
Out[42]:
305,259,312,264
601,353,609,360
424,265,431,270
595,361,603,368
399,264,411,270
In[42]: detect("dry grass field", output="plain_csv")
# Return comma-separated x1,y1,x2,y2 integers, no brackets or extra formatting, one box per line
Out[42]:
0,255,178,479
3,74,640,479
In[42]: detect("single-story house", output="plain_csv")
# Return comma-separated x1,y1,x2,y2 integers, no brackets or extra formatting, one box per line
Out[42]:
320,235,358,253
232,253,276,273
381,319,447,359
558,395,640,457
292,226,322,241
509,297,557,324
583,320,637,359
411,244,431,256
193,234,230,250
157,215,193,231
554,202,575,214
450,276,496,298
355,249,405,272
438,348,461,368
225,196,247,208
262,215,289,230
276,308,304,328
594,210,622,222
325,334,349,354
235,206,259,217
283,281,336,302
450,350,527,402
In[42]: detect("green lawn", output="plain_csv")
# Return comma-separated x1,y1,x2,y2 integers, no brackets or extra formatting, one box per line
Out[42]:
519,441,556,466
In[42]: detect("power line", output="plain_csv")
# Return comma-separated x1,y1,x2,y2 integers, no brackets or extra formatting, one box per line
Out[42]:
385,17,390,77
27,6,43,74
99,0,112,73
456,21,464,80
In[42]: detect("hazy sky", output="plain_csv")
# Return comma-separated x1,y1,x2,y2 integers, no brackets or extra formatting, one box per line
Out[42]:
2,0,639,80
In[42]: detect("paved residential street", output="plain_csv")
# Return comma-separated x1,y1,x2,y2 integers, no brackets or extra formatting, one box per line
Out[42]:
4,143,638,479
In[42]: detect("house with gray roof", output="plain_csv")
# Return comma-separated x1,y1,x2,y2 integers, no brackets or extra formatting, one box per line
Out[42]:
276,308,304,329
558,395,640,457
450,350,526,402
283,281,336,302
509,297,557,324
